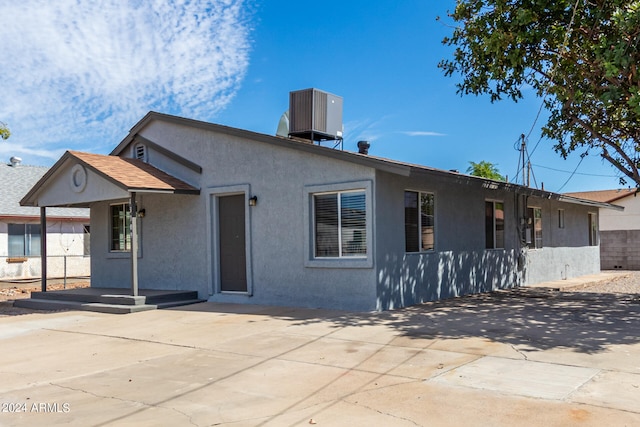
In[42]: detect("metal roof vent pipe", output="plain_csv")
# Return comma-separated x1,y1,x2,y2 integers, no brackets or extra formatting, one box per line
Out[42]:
357,140,370,155
9,156,22,167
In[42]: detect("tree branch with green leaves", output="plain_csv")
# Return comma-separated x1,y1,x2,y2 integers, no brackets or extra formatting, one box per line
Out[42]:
0,122,9,140
467,160,505,180
439,0,640,188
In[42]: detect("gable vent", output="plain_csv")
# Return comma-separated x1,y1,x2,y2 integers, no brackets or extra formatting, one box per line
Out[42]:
134,144,146,161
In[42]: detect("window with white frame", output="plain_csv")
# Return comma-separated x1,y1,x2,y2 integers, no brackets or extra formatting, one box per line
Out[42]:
405,191,435,252
485,201,505,249
8,224,41,257
110,203,131,251
526,207,543,248
314,190,366,258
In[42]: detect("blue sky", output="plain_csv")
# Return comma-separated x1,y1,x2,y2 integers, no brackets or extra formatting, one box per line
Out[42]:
0,0,625,193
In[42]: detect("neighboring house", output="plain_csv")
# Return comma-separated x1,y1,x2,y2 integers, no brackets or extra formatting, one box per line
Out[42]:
1,158,90,280
565,188,639,270
20,111,618,311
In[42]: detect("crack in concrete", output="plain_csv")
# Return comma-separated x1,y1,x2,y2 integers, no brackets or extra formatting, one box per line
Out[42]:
51,382,135,404
511,344,529,360
344,398,423,426
163,405,199,427
43,328,201,350
53,382,201,426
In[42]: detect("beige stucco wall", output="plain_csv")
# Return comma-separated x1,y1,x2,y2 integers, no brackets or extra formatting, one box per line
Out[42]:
600,195,640,231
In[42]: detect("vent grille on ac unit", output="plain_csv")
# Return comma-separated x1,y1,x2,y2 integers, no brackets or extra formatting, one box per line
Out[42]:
288,88,342,142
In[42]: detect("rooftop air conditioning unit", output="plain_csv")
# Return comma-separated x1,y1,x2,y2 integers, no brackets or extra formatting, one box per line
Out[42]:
288,88,343,142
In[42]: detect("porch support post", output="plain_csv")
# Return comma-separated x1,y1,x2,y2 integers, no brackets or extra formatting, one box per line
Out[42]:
40,207,47,292
130,192,139,297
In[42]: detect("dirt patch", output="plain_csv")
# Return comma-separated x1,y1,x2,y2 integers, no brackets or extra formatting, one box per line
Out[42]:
0,280,90,316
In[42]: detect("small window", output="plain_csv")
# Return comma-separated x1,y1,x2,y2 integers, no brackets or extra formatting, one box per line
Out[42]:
8,224,41,257
558,209,565,229
526,207,543,249
405,191,435,252
110,204,131,251
314,190,366,258
589,212,598,246
485,201,504,249
134,144,146,161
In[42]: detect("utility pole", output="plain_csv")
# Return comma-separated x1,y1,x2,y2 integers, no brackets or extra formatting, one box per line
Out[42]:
521,134,526,187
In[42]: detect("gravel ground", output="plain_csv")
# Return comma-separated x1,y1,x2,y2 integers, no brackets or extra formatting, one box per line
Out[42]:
561,271,640,294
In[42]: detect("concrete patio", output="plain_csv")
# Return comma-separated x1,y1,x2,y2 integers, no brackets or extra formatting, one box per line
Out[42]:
1,287,639,426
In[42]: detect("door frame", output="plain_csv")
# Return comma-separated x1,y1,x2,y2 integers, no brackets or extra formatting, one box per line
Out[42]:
207,184,253,296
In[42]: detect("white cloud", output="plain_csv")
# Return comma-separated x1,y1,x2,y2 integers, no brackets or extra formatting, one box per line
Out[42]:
344,119,382,142
400,131,447,137
0,143,65,163
0,0,252,164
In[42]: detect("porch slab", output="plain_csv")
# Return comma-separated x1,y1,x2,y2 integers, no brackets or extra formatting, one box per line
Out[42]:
13,288,204,314
570,370,640,413
431,356,600,400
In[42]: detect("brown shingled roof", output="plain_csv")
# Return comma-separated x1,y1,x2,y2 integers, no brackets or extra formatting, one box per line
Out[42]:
69,151,199,193
565,188,637,203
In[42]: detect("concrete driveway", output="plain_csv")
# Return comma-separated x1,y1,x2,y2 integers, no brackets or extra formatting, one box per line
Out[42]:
1,288,639,426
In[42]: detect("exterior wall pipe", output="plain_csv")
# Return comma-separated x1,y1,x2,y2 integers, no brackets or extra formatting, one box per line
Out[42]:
40,207,47,292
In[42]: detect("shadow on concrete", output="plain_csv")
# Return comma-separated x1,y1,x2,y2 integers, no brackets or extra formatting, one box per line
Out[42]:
172,288,640,354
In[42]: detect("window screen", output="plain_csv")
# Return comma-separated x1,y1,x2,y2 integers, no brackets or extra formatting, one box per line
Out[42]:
8,224,41,257
314,191,366,258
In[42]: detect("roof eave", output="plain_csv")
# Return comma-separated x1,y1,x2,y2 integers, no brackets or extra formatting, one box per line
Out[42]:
0,214,89,221
410,166,623,210
127,188,200,195
557,195,624,211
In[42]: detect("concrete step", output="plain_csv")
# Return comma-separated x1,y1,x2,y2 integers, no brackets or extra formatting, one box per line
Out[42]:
156,299,206,309
14,288,205,314
30,291,148,305
28,290,200,306
144,291,200,305
13,298,157,314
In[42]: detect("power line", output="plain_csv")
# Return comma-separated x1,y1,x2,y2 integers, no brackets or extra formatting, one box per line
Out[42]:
556,155,586,192
528,135,544,159
532,163,618,177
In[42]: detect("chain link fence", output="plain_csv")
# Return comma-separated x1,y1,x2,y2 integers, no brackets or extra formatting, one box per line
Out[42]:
0,255,90,286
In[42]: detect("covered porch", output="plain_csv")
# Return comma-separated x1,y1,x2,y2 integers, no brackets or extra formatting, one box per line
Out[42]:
17,151,202,313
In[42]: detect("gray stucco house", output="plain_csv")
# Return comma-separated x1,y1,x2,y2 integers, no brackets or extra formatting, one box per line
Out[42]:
20,111,619,311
